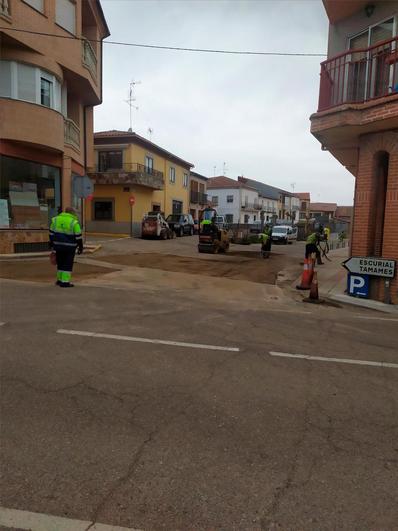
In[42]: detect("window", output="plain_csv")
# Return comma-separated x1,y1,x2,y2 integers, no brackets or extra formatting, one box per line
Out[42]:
145,156,154,174
40,77,52,107
169,167,176,183
225,214,233,223
211,196,218,206
0,61,61,111
244,214,249,223
227,195,234,203
152,204,161,212
183,173,188,188
172,200,182,214
23,0,44,12
94,200,113,221
56,0,76,35
0,155,61,229
98,151,123,171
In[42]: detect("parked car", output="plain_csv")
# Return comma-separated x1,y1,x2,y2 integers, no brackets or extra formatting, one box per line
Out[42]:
142,212,174,239
271,225,298,244
166,214,195,236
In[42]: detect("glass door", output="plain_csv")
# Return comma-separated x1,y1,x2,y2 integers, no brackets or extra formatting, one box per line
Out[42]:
368,18,394,98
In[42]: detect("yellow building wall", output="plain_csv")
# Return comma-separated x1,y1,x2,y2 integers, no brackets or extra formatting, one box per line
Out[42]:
89,142,190,223
86,184,154,223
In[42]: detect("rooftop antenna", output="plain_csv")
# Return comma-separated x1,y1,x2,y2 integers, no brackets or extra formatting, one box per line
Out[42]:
147,127,154,141
223,162,227,176
125,79,141,132
213,165,217,176
291,182,296,193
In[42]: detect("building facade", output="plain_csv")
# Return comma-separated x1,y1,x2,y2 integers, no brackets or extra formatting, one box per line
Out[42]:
0,0,109,253
309,202,337,221
87,130,192,234
189,171,208,220
296,192,311,221
207,176,261,224
310,1,398,303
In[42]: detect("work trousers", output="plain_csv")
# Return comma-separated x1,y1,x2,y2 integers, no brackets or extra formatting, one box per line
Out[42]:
55,247,76,285
305,243,321,262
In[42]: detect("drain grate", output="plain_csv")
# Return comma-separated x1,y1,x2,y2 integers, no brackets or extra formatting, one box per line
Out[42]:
14,242,50,253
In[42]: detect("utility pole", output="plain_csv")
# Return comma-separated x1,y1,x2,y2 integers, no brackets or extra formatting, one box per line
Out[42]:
125,79,141,132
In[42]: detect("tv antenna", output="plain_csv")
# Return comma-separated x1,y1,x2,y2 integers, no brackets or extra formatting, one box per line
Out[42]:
213,165,217,176
125,79,141,132
222,162,227,176
147,127,154,141
291,182,296,193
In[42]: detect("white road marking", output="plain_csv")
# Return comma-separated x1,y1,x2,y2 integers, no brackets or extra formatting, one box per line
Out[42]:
269,351,398,369
352,315,398,322
0,506,141,531
57,329,240,352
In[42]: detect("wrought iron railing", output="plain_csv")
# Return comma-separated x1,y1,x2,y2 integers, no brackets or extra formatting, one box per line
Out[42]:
95,162,164,179
0,0,10,16
241,202,262,210
64,118,80,150
190,190,208,204
318,36,398,111
82,38,97,79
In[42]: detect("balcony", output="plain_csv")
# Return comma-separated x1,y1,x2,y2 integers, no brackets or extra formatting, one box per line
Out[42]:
241,202,262,211
190,190,208,205
0,0,10,17
89,163,164,190
318,36,398,112
64,118,80,151
82,38,97,80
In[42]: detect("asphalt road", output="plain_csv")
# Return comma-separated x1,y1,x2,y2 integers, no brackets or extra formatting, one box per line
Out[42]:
1,279,397,530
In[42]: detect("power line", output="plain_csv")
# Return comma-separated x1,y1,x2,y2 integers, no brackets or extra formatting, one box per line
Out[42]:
0,26,326,57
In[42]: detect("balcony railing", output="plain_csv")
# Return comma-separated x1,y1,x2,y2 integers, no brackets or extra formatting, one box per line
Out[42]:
64,118,80,151
190,190,208,204
0,0,10,16
82,38,97,80
241,202,262,210
318,36,398,112
89,163,164,190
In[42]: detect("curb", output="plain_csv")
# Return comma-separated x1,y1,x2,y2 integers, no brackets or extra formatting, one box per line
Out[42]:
0,245,101,261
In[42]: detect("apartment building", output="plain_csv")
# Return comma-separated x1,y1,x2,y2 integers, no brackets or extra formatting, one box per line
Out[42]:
87,130,193,233
189,171,208,221
309,202,337,221
207,176,261,224
310,1,397,303
0,0,110,253
296,192,311,221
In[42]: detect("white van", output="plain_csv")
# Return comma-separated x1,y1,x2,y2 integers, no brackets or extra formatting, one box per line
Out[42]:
271,225,298,244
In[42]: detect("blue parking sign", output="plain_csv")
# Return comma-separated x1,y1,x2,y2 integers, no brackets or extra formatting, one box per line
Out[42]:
347,274,369,298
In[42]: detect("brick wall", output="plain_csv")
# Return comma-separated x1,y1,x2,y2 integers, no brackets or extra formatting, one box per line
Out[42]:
351,131,398,304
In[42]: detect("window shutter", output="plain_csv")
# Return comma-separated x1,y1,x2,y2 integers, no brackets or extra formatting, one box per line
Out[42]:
56,0,76,35
17,63,37,103
0,60,12,97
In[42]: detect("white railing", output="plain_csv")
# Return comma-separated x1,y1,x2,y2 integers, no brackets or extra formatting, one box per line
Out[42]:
82,38,97,80
0,0,10,16
64,118,80,150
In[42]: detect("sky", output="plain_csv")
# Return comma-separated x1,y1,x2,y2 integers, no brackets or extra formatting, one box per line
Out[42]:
95,0,355,205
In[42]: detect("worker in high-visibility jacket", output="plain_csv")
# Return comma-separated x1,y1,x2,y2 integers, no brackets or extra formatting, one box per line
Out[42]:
260,225,272,256
49,207,83,287
305,231,323,264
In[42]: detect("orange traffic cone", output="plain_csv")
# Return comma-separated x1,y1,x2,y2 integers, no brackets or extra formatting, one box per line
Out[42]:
309,271,319,300
296,258,313,290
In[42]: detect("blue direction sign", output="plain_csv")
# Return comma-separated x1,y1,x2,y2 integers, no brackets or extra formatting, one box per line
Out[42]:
73,175,94,199
347,273,370,298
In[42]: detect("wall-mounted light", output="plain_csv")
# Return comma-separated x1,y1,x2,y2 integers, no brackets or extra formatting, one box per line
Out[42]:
365,4,375,17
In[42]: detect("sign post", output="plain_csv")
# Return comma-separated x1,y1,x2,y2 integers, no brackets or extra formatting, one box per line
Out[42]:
129,195,135,237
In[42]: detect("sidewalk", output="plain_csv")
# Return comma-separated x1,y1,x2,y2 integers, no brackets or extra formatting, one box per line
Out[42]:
295,248,398,314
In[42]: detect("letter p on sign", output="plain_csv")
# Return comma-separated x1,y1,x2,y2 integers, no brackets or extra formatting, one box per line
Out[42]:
347,274,369,298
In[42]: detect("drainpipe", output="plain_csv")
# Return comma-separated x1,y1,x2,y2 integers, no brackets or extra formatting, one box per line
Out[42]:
82,104,89,242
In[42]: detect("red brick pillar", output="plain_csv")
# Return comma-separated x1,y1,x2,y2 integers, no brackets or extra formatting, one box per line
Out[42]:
352,131,398,304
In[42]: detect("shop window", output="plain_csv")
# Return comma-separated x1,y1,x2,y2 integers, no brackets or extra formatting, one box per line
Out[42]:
94,200,113,221
0,155,61,229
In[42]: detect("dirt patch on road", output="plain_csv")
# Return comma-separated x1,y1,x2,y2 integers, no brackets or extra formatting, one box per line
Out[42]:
0,260,118,283
99,252,299,285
